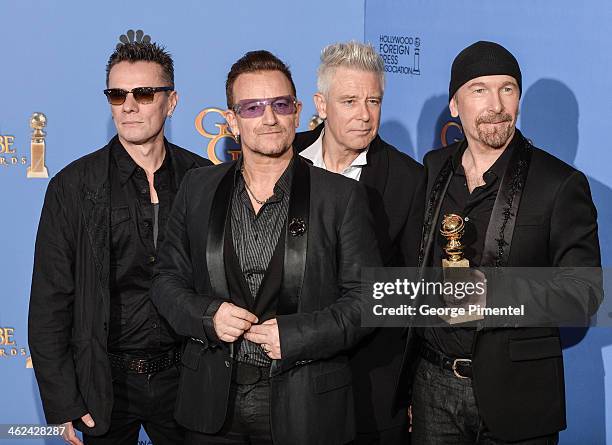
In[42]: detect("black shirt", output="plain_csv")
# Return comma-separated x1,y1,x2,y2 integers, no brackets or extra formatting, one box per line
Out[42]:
421,133,516,358
107,140,179,355
230,158,292,366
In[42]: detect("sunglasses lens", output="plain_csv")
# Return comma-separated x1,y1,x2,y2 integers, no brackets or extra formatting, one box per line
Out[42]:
239,102,266,118
105,89,128,105
132,88,156,104
236,96,296,118
271,97,295,115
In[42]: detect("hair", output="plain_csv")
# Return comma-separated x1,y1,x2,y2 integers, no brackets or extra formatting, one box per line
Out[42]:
106,42,174,88
225,50,297,108
317,41,385,96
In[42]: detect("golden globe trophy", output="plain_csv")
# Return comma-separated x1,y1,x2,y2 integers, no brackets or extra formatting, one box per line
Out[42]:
439,214,484,324
27,112,49,179
440,213,469,268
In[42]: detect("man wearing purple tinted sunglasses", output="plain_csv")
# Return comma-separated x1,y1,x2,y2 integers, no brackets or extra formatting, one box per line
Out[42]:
152,50,381,444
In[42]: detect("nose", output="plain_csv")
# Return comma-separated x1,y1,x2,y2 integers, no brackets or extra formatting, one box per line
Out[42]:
356,101,371,122
122,92,139,113
488,91,503,114
261,104,278,125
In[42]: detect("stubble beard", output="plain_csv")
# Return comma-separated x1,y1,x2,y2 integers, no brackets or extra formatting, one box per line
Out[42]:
475,112,515,149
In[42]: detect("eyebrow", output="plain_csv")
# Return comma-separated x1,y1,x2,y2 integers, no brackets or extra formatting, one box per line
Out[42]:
467,80,518,89
337,94,382,100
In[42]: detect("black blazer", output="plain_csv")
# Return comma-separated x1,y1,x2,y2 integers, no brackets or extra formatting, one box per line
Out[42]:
28,138,210,435
294,124,425,433
151,156,382,445
396,131,602,442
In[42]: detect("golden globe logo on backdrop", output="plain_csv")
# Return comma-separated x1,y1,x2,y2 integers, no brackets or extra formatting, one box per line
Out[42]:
0,112,50,178
0,134,28,169
194,108,240,164
440,120,463,147
0,327,30,367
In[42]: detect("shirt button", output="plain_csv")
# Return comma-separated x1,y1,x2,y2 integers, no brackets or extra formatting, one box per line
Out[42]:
140,187,148,195
148,255,156,264
152,322,158,329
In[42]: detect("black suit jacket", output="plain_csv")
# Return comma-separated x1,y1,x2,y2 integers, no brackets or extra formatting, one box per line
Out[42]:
28,138,210,435
294,124,425,433
396,131,602,442
151,156,382,445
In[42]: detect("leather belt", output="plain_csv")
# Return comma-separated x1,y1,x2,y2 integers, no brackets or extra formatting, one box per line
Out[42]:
108,348,181,375
232,362,271,385
420,343,473,379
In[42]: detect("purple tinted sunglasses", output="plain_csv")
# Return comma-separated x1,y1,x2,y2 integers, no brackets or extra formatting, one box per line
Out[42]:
232,95,298,118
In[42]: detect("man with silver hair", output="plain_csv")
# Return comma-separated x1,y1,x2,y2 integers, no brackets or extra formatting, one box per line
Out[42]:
294,41,424,444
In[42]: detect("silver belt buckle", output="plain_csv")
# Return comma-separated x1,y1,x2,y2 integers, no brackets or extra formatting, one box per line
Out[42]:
452,358,471,379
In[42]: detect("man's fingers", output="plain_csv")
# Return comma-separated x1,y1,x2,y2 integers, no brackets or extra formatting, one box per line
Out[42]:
220,334,239,342
81,413,95,428
244,331,267,344
231,306,258,324
61,422,83,445
262,319,277,325
226,317,253,332
223,326,245,338
247,324,272,335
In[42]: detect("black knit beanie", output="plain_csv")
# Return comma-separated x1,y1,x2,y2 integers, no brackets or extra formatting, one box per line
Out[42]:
449,41,522,101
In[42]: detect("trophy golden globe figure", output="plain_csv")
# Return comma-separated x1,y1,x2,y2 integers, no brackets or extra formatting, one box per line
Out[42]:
27,112,49,179
440,213,469,267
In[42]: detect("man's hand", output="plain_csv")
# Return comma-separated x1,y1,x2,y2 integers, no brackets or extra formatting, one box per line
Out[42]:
61,413,94,445
244,318,282,359
213,302,258,342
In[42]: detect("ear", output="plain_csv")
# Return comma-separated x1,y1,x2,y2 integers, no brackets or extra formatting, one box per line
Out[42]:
449,95,459,118
294,101,303,128
167,90,179,117
313,93,327,119
224,109,239,137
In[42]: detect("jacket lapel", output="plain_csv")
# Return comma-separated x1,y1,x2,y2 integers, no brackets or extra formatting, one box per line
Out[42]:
206,163,235,301
481,135,533,267
418,146,459,268
277,157,310,315
166,138,197,191
359,136,389,195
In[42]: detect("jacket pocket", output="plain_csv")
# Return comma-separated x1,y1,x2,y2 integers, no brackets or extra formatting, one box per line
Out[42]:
110,206,130,226
181,340,201,371
314,366,352,394
509,336,561,361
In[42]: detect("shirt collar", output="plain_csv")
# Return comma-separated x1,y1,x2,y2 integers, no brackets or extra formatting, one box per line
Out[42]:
111,136,170,185
299,128,369,171
234,155,294,197
451,130,519,181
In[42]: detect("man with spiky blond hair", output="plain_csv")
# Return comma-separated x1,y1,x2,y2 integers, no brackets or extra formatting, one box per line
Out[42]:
295,41,424,444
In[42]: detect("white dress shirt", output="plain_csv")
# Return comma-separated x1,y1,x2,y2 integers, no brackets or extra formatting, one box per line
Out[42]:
299,128,369,181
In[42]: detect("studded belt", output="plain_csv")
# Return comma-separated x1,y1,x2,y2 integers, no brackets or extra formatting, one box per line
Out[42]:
108,348,181,375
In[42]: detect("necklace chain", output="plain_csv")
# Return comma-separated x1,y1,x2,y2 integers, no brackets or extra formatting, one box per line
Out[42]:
241,167,272,205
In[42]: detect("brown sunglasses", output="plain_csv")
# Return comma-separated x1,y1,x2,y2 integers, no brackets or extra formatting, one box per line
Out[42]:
103,87,173,105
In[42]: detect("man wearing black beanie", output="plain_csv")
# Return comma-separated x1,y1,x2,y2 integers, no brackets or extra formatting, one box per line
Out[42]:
395,41,602,444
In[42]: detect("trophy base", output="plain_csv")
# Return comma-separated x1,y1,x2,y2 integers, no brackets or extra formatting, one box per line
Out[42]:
27,166,49,179
442,258,470,268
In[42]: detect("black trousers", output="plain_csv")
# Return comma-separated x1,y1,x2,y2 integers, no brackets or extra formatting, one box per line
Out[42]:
185,380,273,445
411,359,558,445
84,364,184,445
